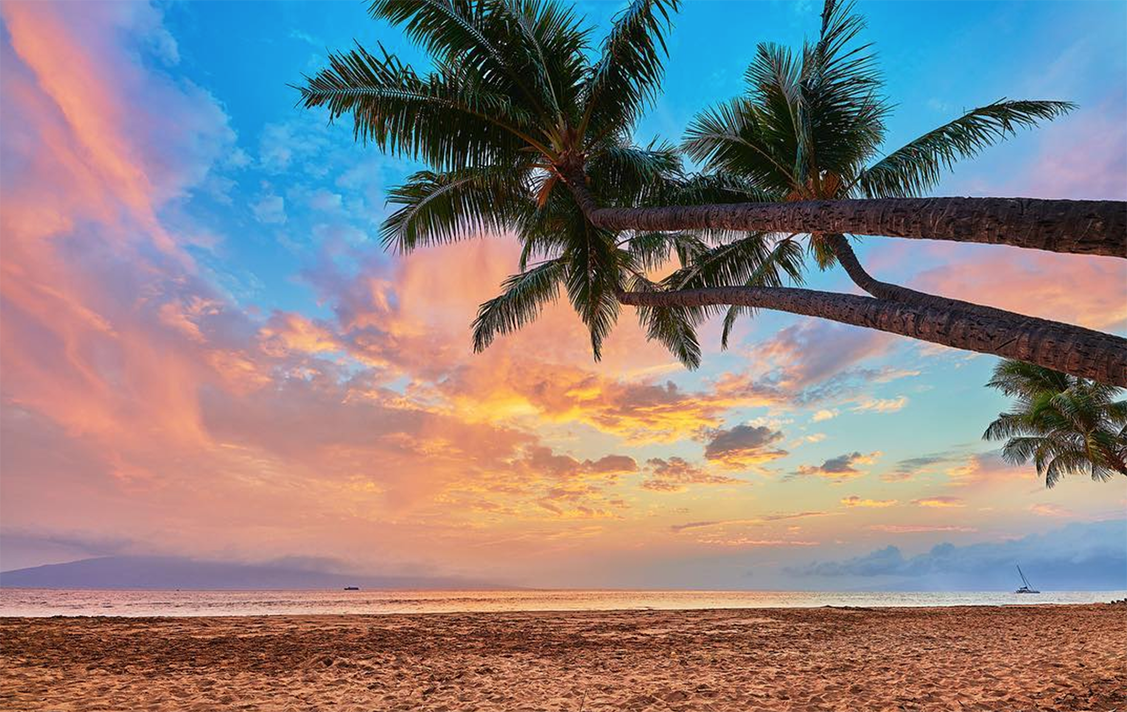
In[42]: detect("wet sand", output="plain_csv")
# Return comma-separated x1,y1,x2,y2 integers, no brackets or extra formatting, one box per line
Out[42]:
2,604,1124,711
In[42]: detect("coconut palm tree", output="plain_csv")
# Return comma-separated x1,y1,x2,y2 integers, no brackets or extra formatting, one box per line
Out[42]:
297,0,806,364
983,360,1127,487
672,0,1075,344
297,0,1127,384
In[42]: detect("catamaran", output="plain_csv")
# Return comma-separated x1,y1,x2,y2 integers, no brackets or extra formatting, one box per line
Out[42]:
1014,565,1040,594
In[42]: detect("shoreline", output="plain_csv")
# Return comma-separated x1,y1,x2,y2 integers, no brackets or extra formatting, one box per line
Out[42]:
2,588,1123,618
4,604,1124,710
1,599,1124,619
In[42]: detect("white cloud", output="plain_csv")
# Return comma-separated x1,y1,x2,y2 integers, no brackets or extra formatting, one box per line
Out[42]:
851,396,908,414
252,195,286,224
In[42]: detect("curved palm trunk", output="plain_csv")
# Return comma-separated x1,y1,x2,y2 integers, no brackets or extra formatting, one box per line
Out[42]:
616,287,1127,386
564,175,1126,258
825,233,1034,321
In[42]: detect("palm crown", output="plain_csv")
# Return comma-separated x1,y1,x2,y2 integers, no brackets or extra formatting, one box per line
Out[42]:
682,0,1072,342
298,0,1072,369
302,0,696,362
983,360,1127,487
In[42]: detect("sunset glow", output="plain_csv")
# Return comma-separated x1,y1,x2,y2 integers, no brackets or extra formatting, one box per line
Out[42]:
1,0,1124,590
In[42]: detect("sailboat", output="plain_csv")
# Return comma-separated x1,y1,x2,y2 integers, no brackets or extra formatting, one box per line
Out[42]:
1014,565,1040,594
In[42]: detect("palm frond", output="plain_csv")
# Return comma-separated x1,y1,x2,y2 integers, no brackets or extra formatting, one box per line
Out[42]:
486,0,592,122
368,0,551,122
684,97,801,195
621,231,708,272
718,237,805,348
296,43,540,168
581,0,681,139
586,140,683,206
627,274,702,369
983,412,1036,442
655,172,780,206
472,258,566,351
562,223,621,360
985,358,1127,487
857,100,1075,197
382,166,533,251
1043,449,1092,488
798,0,886,187
665,232,799,293
986,359,1073,398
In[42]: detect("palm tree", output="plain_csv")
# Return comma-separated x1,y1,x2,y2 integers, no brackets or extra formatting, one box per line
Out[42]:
983,360,1127,487
297,0,802,363
662,0,1079,344
297,0,1127,384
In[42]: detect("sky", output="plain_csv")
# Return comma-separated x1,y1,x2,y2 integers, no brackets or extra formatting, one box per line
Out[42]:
1,0,1125,591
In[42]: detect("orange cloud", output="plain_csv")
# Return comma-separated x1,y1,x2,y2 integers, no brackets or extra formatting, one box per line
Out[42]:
840,496,897,508
692,537,820,547
642,457,745,493
1029,503,1074,518
793,452,882,481
260,313,341,357
703,424,789,470
912,496,966,508
669,511,828,533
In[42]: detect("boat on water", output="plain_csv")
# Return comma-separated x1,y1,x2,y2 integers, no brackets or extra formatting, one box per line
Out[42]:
1014,565,1040,594
343,586,360,591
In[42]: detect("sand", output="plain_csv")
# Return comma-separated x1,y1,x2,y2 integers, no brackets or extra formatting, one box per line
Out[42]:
2,604,1124,711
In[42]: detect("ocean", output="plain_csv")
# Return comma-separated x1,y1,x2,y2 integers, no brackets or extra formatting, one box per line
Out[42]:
1,588,1122,617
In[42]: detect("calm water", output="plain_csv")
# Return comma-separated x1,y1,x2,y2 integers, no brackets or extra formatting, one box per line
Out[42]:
1,588,1123,617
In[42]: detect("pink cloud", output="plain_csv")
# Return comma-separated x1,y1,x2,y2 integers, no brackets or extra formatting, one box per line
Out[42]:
1013,98,1127,201
912,249,1127,333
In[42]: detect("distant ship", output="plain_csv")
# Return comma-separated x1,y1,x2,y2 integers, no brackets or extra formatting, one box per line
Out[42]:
1014,565,1039,594
343,586,360,591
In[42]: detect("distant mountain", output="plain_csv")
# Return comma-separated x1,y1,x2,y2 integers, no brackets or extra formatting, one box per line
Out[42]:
0,556,500,590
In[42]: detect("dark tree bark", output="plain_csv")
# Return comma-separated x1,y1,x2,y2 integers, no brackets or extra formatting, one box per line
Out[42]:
599,197,1125,257
617,287,1127,386
561,169,1126,383
563,172,1126,258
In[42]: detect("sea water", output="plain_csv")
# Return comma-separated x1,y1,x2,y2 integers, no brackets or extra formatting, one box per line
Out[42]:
1,588,1122,617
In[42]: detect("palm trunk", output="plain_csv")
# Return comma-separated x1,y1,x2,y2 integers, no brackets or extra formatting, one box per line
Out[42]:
825,233,1034,321
617,287,1127,386
563,173,1126,258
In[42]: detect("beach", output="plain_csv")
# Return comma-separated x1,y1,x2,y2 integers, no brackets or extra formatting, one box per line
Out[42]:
2,604,1124,711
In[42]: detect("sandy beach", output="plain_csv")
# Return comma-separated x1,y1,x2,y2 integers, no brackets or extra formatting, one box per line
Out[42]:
2,604,1124,711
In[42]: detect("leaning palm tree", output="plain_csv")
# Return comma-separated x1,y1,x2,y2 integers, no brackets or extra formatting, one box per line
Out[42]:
983,360,1127,487
298,0,800,364
673,0,1073,345
297,0,1127,383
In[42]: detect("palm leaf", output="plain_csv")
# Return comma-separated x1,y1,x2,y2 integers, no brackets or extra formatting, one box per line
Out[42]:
562,221,621,360
984,359,1126,486
684,97,800,195
628,274,702,369
621,231,707,272
719,237,805,348
381,166,533,252
586,140,682,205
296,43,542,168
368,0,552,122
472,258,566,351
581,0,680,140
857,100,1075,197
